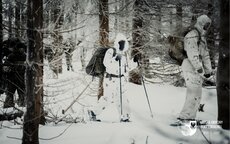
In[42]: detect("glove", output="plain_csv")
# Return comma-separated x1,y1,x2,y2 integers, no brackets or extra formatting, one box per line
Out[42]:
204,71,216,82
197,68,207,80
197,68,203,74
204,73,211,79
133,55,139,63
115,54,121,61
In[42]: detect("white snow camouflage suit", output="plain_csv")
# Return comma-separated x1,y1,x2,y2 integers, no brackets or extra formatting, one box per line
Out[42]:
92,33,137,121
179,15,212,120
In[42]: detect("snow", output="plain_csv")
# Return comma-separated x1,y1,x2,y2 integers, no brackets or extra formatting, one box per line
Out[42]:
0,60,229,144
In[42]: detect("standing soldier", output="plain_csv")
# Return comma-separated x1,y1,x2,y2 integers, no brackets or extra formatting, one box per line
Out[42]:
3,38,26,108
173,15,213,125
88,33,137,122
63,37,76,71
0,39,15,94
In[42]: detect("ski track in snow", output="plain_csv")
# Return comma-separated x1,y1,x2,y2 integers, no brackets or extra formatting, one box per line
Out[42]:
0,61,229,144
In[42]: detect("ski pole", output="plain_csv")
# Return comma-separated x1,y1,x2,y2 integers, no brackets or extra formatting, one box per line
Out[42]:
137,61,153,118
118,59,123,117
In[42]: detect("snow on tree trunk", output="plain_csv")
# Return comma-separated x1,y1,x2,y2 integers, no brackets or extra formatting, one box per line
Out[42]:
216,0,229,130
22,0,43,143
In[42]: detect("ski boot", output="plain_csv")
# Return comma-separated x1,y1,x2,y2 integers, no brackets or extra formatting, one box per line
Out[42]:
88,110,101,122
120,118,130,122
170,118,195,126
120,114,130,122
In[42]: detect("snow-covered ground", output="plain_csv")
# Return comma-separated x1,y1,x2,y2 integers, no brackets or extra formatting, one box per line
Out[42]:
0,60,229,144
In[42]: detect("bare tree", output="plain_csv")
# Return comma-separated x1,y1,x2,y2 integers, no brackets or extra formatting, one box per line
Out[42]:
0,0,2,93
22,0,43,143
51,0,64,76
98,0,109,99
216,0,229,130
15,0,21,38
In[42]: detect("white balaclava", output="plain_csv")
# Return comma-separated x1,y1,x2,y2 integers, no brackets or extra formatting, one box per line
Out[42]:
194,14,211,35
114,33,129,54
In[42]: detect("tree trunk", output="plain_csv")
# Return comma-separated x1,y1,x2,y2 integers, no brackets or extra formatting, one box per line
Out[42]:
114,0,118,34
98,0,109,99
119,0,125,33
51,0,64,76
99,0,109,47
8,2,13,38
176,2,182,34
15,0,21,38
170,11,173,33
22,0,43,143
130,0,144,85
0,0,2,91
216,0,229,130
207,0,216,69
20,0,26,38
191,0,199,23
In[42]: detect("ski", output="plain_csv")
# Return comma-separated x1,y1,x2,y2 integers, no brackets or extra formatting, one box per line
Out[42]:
170,119,208,127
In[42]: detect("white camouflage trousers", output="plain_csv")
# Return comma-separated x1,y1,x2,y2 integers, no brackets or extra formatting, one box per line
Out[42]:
179,59,203,119
93,76,130,120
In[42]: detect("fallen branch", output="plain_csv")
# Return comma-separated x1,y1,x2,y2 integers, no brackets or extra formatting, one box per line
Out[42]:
39,123,73,140
61,81,92,114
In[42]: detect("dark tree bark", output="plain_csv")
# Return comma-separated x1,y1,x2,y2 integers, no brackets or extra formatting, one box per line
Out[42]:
99,0,109,47
207,0,216,69
130,0,145,85
8,1,13,38
216,0,229,130
22,0,43,143
15,0,21,38
0,0,2,89
98,0,109,99
20,0,27,37
132,0,143,60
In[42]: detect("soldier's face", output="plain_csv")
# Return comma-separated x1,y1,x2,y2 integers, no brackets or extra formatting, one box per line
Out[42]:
203,22,211,31
118,40,125,51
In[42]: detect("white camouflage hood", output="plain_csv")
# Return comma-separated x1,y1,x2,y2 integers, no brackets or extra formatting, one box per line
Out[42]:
113,33,129,53
194,14,211,35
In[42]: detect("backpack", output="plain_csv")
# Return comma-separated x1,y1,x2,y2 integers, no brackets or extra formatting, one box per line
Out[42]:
168,27,201,65
86,47,116,77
